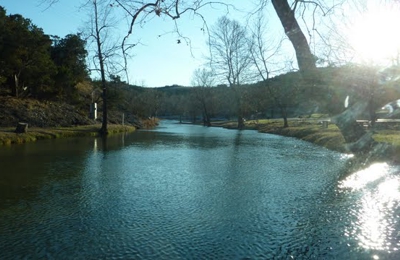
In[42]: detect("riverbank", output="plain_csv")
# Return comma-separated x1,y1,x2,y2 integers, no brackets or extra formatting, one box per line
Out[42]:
2,118,399,163
210,119,400,162
0,94,160,146
0,124,136,146
211,119,346,151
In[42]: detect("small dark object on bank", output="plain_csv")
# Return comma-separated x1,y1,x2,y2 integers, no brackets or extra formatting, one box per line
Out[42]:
15,122,28,133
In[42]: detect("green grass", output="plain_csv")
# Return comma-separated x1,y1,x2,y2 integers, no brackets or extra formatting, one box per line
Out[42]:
0,124,136,146
2,118,399,156
372,130,400,146
212,118,400,153
267,124,346,152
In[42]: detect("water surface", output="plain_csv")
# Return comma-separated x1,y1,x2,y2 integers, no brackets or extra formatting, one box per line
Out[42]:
0,121,399,259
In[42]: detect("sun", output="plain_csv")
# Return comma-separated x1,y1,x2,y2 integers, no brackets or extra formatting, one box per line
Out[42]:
349,4,400,65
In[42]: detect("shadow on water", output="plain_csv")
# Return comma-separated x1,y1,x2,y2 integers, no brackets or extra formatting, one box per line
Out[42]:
0,121,399,259
0,132,138,209
0,138,95,209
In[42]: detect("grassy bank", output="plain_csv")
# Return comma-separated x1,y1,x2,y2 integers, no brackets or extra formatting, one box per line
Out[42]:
0,124,136,146
211,119,400,155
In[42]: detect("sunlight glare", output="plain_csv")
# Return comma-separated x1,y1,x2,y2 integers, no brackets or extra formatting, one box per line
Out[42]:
340,163,400,251
349,5,400,65
339,163,389,190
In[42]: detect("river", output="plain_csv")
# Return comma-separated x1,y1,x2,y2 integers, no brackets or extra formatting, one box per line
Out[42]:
0,121,399,259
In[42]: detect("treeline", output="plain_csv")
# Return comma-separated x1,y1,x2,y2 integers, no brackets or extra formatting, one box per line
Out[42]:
0,6,88,102
1,6,399,128
132,66,400,125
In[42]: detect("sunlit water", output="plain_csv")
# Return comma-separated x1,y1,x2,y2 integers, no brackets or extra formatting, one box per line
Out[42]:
0,121,399,259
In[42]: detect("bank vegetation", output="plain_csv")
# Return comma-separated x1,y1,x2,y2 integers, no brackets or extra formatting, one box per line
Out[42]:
1,3,400,163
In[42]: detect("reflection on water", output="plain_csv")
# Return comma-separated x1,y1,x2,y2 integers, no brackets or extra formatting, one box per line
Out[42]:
0,121,399,259
340,163,389,190
93,137,98,152
339,163,400,254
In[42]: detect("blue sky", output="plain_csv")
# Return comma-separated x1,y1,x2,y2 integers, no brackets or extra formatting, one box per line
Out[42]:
2,1,396,87
1,0,277,87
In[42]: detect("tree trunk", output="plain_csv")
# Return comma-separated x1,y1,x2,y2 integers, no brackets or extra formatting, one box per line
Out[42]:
280,106,289,128
205,114,211,127
283,117,288,128
270,0,374,155
271,0,316,73
12,74,19,98
203,105,211,127
99,83,108,135
238,116,245,130
368,97,377,127
94,0,108,135
331,101,374,153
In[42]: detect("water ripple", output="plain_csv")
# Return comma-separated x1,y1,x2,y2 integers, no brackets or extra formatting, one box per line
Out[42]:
0,123,399,259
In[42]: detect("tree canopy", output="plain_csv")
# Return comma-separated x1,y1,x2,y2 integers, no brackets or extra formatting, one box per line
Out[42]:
0,6,88,100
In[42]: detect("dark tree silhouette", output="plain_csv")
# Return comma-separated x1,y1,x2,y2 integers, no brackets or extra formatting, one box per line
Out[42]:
271,0,316,73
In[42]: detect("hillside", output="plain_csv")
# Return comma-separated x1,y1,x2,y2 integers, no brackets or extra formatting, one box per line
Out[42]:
0,96,94,127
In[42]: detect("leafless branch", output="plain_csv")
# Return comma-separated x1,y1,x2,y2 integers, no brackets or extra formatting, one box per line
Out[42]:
38,0,59,11
112,1,234,82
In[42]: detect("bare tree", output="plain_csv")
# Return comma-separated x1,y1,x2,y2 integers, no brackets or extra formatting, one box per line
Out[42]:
268,0,317,73
256,0,362,72
111,1,234,71
191,68,215,126
43,0,233,131
208,16,253,129
249,15,293,127
83,0,116,135
253,0,378,152
208,16,252,87
140,88,162,118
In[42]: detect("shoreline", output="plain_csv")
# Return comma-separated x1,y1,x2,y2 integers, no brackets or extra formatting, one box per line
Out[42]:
0,124,136,146
0,117,159,146
209,119,347,152
207,119,400,164
1,119,399,164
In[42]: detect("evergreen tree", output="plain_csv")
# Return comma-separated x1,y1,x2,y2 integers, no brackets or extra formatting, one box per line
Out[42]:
51,34,88,101
0,8,55,98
